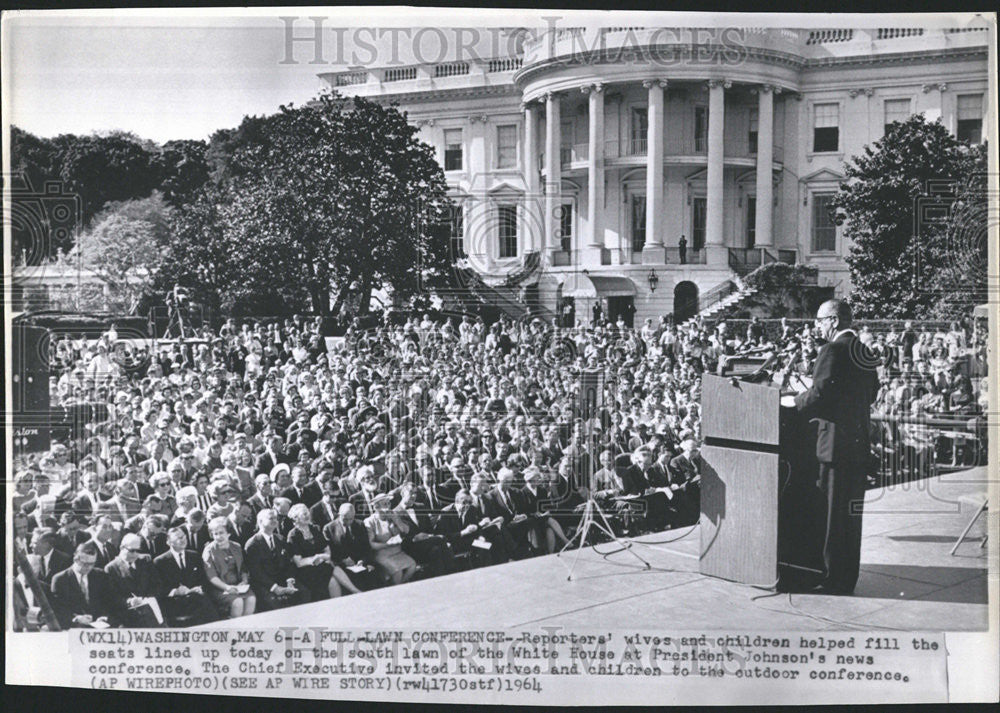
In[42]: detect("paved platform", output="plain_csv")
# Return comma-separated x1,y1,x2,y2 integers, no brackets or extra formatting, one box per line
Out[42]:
203,468,991,631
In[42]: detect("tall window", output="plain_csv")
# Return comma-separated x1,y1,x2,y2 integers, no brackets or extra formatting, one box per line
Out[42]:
748,108,759,154
811,193,837,252
448,203,465,258
631,196,646,252
692,197,706,251
812,103,839,153
956,94,984,144
630,108,648,155
496,125,517,169
498,205,518,258
746,196,756,248
559,203,573,252
883,98,911,134
444,129,463,171
694,107,708,152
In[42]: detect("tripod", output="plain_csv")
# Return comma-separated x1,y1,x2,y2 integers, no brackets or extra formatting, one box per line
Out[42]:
556,497,650,581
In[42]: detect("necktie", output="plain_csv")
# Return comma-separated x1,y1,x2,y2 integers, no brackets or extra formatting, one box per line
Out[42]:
179,553,186,571
80,574,89,603
40,558,47,579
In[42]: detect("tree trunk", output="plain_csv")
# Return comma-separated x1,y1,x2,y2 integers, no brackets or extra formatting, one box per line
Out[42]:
310,282,331,315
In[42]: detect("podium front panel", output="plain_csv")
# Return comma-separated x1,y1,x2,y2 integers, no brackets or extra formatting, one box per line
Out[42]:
701,374,780,446
699,445,780,586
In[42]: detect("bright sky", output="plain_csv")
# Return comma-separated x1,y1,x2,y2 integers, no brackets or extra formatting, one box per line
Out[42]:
3,9,988,144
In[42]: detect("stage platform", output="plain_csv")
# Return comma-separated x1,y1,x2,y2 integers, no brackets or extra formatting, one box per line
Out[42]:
203,468,991,631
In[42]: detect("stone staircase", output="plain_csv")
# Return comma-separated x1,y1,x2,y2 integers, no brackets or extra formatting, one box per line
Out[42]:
679,276,759,328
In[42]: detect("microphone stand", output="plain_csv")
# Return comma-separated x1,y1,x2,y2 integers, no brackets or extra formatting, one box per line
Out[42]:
557,371,650,580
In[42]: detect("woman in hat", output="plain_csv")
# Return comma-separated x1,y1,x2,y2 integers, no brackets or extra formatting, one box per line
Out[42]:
364,493,417,585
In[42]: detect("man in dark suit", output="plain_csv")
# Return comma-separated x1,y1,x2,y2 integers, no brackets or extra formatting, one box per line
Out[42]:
137,514,170,558
244,508,311,611
246,474,274,518
254,434,288,475
393,483,454,576
53,513,90,556
153,527,218,626
105,533,165,627
436,489,507,566
281,465,322,508
323,503,379,591
180,510,211,555
788,299,879,594
50,542,123,628
667,439,702,526
621,446,672,530
30,528,72,593
482,468,534,557
88,515,120,569
310,474,343,530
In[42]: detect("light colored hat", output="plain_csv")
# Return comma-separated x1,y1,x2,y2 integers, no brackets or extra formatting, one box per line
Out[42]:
270,463,291,480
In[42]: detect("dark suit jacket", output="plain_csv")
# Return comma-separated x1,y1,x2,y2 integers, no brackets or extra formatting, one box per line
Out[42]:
323,519,374,564
483,488,524,522
89,539,120,569
244,532,296,593
105,554,163,599
246,493,273,519
621,464,669,495
311,497,342,530
435,506,484,541
50,567,121,628
38,549,73,589
180,524,210,554
348,491,378,520
667,455,701,488
794,331,880,464
137,531,169,559
153,549,209,593
281,481,322,509
519,485,548,515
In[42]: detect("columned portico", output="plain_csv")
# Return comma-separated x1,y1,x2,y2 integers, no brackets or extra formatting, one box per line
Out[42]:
582,83,605,264
523,100,541,254
642,79,667,264
705,79,729,266
754,85,775,248
543,91,561,262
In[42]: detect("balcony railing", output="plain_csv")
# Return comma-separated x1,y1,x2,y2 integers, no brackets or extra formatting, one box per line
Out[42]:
433,62,469,78
598,137,784,162
486,57,522,73
613,247,706,265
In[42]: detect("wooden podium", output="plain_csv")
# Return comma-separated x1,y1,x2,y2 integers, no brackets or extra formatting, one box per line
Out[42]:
699,374,821,587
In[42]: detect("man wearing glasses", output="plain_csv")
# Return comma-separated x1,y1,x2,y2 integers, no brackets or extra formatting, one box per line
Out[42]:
782,299,880,595
105,533,165,627
51,542,122,628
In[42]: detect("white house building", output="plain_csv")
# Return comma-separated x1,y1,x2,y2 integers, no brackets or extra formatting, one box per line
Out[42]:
320,23,990,325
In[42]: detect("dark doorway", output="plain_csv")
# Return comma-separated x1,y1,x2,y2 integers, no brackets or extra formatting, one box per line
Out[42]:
746,196,756,248
673,281,699,323
607,296,635,328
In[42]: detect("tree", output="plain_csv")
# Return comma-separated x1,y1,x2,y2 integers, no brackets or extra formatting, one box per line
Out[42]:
58,132,163,225
832,115,988,319
57,192,173,313
163,93,452,316
157,139,210,207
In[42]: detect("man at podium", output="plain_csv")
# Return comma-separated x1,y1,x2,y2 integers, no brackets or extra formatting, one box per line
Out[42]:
777,300,880,594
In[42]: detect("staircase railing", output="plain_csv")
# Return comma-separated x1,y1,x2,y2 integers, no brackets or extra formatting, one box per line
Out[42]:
677,279,738,322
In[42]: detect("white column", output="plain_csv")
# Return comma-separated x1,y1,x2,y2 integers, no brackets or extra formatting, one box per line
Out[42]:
582,83,605,264
705,79,729,265
754,85,774,249
643,79,667,264
544,92,561,261
523,101,541,255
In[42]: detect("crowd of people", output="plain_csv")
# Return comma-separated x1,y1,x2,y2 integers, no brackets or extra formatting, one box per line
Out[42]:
11,307,986,629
